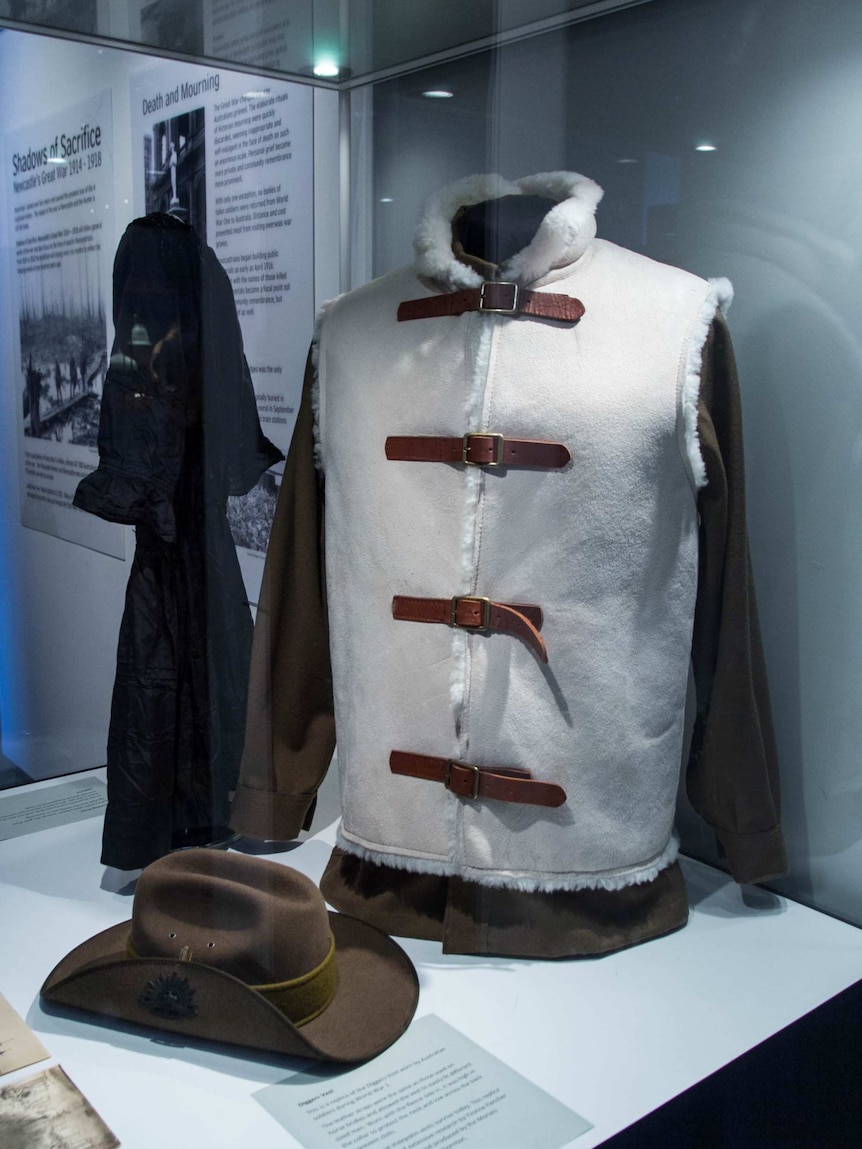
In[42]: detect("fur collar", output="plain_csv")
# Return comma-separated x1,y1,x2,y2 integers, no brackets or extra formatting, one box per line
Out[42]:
413,171,604,290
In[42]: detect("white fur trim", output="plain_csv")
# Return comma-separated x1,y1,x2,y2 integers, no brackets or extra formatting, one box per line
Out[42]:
414,171,603,290
310,295,344,471
336,826,679,893
680,278,734,490
710,275,734,315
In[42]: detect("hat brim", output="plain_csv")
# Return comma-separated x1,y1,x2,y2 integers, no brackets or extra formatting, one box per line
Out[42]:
40,911,419,1063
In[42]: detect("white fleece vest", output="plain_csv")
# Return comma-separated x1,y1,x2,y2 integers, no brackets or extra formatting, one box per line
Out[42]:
315,173,724,892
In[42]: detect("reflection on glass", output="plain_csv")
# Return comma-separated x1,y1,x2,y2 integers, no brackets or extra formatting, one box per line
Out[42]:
0,0,97,35
364,0,862,926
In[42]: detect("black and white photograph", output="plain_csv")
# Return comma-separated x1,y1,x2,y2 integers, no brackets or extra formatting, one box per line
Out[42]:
144,106,207,238
0,1066,119,1149
140,0,203,57
20,260,106,445
227,469,280,554
0,0,97,34
7,87,122,556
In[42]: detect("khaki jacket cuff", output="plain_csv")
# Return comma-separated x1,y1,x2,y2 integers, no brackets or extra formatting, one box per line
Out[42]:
230,784,316,841
715,824,789,885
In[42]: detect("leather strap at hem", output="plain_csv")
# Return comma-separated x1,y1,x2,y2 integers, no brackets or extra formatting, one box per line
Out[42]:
391,594,547,662
390,750,567,808
397,283,585,325
385,433,571,470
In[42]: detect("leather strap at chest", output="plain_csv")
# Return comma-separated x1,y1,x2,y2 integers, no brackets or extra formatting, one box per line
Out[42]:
392,595,548,663
385,433,571,469
397,282,585,324
390,750,566,807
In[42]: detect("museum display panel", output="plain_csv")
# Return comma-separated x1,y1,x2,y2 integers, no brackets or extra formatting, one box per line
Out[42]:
0,23,338,799
1,1,861,1146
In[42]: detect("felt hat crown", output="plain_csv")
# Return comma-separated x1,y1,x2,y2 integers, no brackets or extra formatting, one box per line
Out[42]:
41,849,419,1062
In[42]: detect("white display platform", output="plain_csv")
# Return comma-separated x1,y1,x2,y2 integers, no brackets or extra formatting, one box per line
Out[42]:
1,769,860,1148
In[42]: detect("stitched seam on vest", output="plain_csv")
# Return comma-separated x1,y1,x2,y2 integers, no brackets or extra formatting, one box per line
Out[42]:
462,323,494,758
456,315,495,868
473,317,500,597
335,828,680,892
452,318,493,742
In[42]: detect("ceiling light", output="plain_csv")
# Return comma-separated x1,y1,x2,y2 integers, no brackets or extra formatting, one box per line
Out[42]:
695,143,716,152
313,60,340,78
423,89,453,99
617,157,638,164
380,197,394,203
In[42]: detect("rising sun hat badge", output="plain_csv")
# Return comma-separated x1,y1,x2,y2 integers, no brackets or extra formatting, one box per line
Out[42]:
138,973,198,1020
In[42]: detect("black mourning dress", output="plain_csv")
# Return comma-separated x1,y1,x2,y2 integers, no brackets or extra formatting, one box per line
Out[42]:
75,213,283,869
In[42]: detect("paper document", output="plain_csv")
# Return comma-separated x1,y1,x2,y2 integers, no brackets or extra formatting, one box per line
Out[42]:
0,992,50,1076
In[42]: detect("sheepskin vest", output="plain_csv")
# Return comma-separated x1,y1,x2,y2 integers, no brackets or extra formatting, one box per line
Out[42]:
315,173,724,892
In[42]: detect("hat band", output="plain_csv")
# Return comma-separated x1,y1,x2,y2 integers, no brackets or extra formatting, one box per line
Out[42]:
252,933,338,1027
126,932,338,1028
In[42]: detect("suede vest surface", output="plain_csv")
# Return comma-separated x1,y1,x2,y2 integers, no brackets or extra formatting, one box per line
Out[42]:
317,238,716,891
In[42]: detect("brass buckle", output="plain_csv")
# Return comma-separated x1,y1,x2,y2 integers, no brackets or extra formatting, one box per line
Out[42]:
445,760,481,800
462,432,505,467
479,281,519,314
451,595,492,630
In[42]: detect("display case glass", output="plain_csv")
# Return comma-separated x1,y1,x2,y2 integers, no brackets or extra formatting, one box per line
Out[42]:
350,0,862,932
1,2,861,1145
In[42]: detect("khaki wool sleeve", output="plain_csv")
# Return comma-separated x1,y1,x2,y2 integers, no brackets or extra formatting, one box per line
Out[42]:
687,314,789,884
230,349,336,840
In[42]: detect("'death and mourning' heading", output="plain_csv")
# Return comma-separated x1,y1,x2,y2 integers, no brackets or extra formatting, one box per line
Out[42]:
141,71,220,116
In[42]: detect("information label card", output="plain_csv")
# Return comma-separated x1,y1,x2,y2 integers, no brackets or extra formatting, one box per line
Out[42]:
0,778,107,841
0,992,49,1077
255,1014,592,1149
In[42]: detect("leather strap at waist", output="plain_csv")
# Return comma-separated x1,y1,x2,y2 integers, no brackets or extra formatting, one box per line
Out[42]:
397,282,585,324
391,595,547,663
385,433,571,470
390,750,567,807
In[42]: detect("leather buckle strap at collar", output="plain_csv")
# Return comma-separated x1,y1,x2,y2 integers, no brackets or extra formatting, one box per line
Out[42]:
390,750,567,808
391,594,548,663
397,282,585,324
385,432,571,470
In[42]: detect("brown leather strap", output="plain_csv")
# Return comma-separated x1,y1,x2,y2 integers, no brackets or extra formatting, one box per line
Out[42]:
391,595,547,663
385,433,571,470
397,282,585,324
390,750,567,808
